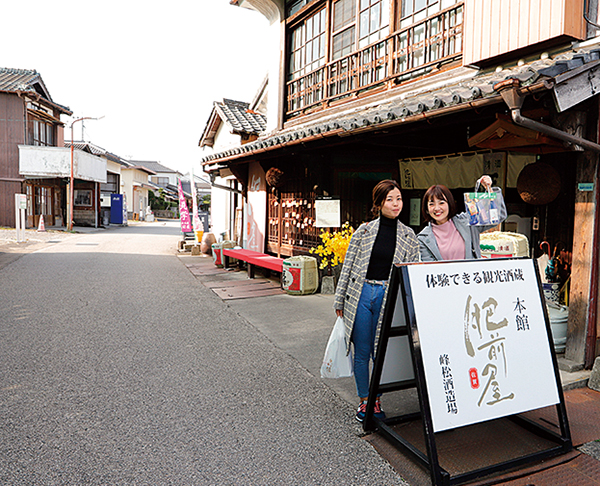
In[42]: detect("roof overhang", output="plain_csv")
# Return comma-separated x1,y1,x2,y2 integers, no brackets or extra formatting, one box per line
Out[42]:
202,45,600,175
199,107,222,148
126,165,157,175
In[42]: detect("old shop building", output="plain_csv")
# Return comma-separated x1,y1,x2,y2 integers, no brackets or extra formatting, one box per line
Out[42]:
0,68,73,228
201,1,600,368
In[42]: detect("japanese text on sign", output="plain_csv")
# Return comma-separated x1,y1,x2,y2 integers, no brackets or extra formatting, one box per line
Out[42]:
426,268,525,288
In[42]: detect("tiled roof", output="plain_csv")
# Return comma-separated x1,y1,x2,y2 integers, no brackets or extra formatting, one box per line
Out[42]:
66,141,106,156
0,67,46,95
127,160,156,175
199,98,267,148
65,141,129,165
215,99,266,134
133,160,180,174
0,67,72,115
202,45,600,167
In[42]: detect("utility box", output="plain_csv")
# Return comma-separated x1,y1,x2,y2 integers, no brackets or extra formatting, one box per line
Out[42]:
100,194,112,207
212,240,236,267
282,256,318,295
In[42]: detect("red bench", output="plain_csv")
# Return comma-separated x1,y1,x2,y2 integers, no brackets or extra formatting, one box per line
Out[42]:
222,248,283,279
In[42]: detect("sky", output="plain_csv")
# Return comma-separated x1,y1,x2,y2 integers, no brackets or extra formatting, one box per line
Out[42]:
3,0,270,176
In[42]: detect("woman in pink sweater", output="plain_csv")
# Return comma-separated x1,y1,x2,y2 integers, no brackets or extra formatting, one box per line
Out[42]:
417,176,507,261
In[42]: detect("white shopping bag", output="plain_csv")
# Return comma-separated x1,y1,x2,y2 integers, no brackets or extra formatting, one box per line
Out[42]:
320,316,353,379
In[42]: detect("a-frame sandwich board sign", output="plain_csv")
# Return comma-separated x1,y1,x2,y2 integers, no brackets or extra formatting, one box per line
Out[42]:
362,258,572,486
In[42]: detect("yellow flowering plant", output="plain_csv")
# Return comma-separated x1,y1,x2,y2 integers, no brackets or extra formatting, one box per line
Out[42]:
310,222,354,271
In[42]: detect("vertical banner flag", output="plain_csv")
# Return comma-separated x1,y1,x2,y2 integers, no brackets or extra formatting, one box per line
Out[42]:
178,178,192,233
190,168,202,244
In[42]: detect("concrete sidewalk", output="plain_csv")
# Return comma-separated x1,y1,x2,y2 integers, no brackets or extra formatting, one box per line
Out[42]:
181,252,600,485
178,253,591,412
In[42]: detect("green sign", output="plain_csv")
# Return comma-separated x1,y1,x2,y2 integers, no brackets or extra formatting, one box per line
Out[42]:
578,183,594,192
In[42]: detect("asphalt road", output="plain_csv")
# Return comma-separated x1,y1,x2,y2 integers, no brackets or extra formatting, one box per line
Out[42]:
0,222,408,485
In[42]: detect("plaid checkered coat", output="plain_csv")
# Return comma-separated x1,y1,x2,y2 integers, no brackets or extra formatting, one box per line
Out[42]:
333,218,419,353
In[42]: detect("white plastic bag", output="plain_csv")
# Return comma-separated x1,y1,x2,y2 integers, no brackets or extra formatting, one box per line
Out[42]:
320,317,353,379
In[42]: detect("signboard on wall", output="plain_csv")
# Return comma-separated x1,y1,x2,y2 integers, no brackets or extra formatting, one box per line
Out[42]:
405,258,559,432
315,197,341,228
483,152,507,189
409,198,420,226
246,163,266,252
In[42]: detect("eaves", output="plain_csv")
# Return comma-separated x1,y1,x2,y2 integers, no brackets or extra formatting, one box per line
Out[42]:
202,46,600,172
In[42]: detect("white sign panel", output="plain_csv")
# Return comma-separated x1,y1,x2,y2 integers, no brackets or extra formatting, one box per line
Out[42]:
381,289,415,385
315,198,341,228
17,193,27,210
406,259,559,432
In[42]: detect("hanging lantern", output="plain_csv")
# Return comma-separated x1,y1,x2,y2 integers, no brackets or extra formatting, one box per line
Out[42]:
266,167,285,188
517,162,561,205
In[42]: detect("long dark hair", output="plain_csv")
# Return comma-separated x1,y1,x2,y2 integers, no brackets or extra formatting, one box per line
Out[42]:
422,184,457,223
371,179,402,219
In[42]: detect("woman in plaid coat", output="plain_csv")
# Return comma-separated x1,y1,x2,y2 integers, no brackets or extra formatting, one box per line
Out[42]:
333,180,419,422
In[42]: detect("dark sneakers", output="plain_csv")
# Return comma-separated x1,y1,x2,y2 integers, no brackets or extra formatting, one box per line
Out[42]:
356,400,367,422
356,398,386,422
374,397,386,420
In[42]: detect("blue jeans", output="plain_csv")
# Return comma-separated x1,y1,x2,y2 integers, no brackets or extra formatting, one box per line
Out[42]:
352,282,386,399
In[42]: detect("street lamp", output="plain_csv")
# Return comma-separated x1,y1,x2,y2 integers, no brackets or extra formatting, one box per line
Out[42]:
68,116,104,231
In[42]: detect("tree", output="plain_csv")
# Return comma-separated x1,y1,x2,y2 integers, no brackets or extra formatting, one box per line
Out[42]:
149,189,171,210
200,194,211,212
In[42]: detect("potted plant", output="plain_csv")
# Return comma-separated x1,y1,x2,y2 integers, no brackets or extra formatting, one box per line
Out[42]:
310,222,354,293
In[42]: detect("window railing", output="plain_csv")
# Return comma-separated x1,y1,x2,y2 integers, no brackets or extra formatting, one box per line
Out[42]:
286,3,463,117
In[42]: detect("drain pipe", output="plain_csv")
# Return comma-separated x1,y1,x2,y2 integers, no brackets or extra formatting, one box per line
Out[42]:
209,172,243,195
495,79,600,153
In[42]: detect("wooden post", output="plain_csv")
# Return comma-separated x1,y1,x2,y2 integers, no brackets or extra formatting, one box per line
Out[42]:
566,151,598,365
277,191,282,259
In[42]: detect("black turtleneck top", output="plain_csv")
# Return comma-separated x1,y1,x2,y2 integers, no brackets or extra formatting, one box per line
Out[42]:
365,215,397,280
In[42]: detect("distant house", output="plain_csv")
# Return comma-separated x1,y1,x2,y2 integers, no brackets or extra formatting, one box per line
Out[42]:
135,160,182,207
121,162,156,221
65,141,130,226
140,160,182,188
0,67,77,228
181,171,211,203
199,94,267,244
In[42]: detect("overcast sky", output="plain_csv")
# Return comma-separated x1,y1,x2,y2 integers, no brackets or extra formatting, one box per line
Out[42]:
3,1,270,176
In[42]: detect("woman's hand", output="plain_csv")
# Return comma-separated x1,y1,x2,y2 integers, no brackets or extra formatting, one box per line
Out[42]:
478,175,492,189
336,309,344,318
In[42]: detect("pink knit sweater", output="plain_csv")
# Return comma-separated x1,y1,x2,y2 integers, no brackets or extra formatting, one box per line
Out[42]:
431,219,465,261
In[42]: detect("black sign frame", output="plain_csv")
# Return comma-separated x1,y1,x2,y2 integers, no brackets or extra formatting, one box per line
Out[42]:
362,258,572,486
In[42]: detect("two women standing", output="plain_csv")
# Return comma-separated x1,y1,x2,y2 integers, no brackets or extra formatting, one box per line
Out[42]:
333,176,506,422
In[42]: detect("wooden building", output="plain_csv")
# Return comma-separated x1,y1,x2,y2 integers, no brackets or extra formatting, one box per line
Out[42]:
65,141,131,226
0,68,109,229
202,1,600,369
0,68,72,228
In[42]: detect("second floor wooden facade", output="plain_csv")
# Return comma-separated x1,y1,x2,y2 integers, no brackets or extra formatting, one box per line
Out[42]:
284,0,587,120
0,68,71,180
